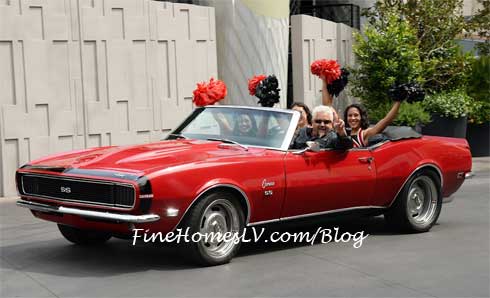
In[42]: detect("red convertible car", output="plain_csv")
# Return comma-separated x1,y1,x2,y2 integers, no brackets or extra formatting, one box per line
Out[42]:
16,106,472,265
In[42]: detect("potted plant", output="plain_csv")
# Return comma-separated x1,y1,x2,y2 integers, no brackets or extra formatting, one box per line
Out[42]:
421,90,471,138
466,100,490,156
466,55,490,156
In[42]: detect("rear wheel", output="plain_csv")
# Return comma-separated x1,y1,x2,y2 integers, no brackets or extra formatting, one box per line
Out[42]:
183,191,244,266
58,224,112,245
385,170,442,232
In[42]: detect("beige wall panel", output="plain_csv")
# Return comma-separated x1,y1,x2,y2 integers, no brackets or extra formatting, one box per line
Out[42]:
3,139,19,195
0,0,217,196
0,41,15,106
292,15,338,108
292,14,356,111
336,23,356,113
0,110,3,195
337,23,354,68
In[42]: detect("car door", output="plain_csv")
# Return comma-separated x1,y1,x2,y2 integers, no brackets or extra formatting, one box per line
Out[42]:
280,148,376,219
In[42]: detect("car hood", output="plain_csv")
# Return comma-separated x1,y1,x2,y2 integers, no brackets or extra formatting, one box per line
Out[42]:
26,139,259,176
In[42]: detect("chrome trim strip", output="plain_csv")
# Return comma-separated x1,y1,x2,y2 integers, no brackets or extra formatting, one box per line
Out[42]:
280,110,300,151
206,105,297,114
247,219,280,226
20,173,136,209
16,200,159,223
247,206,386,226
387,164,444,208
172,183,252,230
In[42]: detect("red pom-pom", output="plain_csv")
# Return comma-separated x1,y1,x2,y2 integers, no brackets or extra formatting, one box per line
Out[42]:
192,78,227,107
248,75,266,96
310,59,341,84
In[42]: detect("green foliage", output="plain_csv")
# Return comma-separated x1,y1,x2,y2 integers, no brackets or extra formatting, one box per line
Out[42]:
362,0,472,93
467,56,490,124
422,42,473,93
423,90,472,118
369,101,430,127
466,0,490,56
351,14,428,126
467,56,490,102
468,100,490,124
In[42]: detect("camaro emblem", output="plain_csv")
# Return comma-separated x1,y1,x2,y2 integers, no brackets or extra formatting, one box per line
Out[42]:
60,187,71,193
262,179,275,189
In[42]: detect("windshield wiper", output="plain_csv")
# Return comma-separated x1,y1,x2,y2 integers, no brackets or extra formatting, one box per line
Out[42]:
207,138,249,151
168,133,188,140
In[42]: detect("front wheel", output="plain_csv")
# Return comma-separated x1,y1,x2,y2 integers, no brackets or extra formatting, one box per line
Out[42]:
385,170,442,233
58,224,112,245
183,191,245,266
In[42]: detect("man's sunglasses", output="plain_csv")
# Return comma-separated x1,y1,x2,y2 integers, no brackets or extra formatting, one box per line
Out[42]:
314,119,332,124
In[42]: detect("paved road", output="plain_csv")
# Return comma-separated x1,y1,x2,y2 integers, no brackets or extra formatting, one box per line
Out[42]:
1,160,489,298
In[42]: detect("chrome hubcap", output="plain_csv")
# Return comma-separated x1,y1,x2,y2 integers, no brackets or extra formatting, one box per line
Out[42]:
407,176,438,227
199,199,239,258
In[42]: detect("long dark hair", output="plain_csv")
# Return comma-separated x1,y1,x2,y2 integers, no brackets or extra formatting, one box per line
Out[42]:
290,102,312,126
344,104,369,130
233,112,258,136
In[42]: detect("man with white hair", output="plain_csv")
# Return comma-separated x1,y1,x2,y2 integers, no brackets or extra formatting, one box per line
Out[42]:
290,105,353,150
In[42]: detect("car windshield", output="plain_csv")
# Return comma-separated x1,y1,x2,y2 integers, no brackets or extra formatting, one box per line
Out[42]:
168,106,298,150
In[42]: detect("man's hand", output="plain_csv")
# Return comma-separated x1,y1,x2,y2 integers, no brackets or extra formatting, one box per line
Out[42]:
334,119,347,136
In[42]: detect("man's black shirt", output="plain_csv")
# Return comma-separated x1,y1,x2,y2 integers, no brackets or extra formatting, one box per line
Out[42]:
290,127,353,150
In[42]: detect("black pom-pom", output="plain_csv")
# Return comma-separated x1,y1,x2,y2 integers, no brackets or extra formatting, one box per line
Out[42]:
255,75,280,107
326,68,349,97
388,82,425,103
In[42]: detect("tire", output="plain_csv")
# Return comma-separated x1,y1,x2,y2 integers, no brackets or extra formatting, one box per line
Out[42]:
384,169,442,233
182,191,245,266
58,224,112,245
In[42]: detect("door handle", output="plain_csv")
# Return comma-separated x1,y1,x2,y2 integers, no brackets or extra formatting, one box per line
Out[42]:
358,157,374,164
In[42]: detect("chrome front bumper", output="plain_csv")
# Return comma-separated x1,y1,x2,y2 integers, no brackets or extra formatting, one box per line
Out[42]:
17,199,160,223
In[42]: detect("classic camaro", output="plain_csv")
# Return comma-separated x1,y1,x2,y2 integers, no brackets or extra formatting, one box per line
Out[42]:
16,106,472,265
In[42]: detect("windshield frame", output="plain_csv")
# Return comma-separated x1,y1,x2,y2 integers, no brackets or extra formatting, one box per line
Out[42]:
168,105,300,151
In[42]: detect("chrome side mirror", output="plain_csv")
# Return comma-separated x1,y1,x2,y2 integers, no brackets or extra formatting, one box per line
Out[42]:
306,141,321,152
292,141,321,155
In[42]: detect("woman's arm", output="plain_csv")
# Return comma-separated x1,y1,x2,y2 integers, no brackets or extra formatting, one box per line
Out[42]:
320,75,338,120
212,112,233,135
363,101,401,140
321,75,333,106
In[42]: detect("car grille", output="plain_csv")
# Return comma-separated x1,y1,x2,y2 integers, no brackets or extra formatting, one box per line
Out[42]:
20,174,135,208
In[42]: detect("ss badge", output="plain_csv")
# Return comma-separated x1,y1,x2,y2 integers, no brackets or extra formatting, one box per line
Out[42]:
264,190,273,196
60,187,71,193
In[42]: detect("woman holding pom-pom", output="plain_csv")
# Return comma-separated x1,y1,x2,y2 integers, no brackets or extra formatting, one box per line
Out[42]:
192,77,234,135
311,59,423,147
343,82,424,147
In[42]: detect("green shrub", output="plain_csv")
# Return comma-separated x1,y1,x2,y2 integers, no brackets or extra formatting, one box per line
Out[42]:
422,42,473,93
363,0,473,93
468,100,490,125
467,56,490,103
368,101,430,127
423,90,472,118
351,14,429,126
